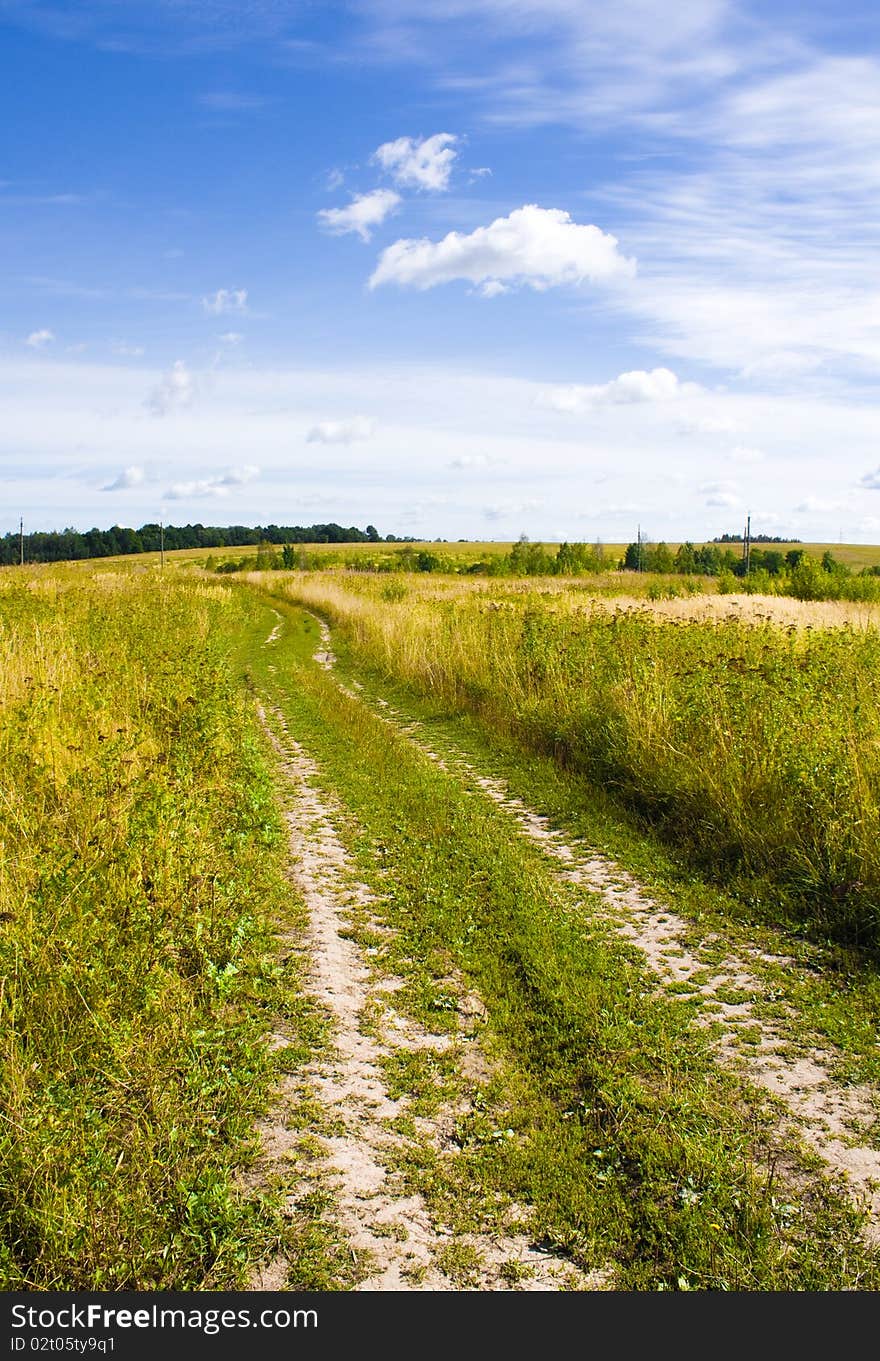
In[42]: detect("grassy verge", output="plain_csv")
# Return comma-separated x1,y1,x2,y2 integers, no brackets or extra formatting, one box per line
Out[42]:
0,568,329,1289
241,588,880,1291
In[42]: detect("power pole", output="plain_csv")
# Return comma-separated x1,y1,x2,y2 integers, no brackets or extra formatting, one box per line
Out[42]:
160,519,165,569
19,517,24,566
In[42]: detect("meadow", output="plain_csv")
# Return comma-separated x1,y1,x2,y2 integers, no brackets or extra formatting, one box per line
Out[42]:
0,566,321,1288
3,551,880,1291
263,568,880,950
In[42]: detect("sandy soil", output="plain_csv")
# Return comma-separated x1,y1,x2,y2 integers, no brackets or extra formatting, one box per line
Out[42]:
315,640,880,1242
248,638,605,1289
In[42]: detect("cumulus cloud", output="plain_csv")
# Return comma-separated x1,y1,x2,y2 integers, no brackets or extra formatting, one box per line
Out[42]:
372,133,458,192
539,367,685,414
164,464,259,500
201,288,247,315
147,360,195,416
306,416,375,444
699,480,740,508
102,465,145,491
25,329,55,348
317,189,401,242
369,205,635,293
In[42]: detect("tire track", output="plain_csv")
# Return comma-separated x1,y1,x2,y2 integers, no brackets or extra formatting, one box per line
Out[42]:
248,615,607,1291
301,610,880,1242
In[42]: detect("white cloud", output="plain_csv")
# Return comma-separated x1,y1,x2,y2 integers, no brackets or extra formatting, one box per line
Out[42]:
113,342,144,357
25,329,55,349
794,496,847,513
675,411,740,436
483,498,544,521
372,133,458,191
148,360,195,416
201,288,247,315
478,280,509,298
860,468,880,490
740,352,823,381
699,480,740,509
317,189,401,242
369,205,636,293
164,464,259,500
539,367,686,414
102,465,144,491
449,453,494,469
217,331,243,344
306,416,376,444
729,444,765,464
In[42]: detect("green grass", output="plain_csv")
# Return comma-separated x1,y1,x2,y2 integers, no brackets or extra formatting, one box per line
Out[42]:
239,588,880,1291
0,569,341,1290
268,570,880,952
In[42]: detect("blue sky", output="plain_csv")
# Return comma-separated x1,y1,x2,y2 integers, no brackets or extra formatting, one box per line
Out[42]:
3,0,880,543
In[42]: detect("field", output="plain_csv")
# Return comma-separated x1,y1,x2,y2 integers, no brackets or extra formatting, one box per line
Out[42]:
152,537,880,572
3,553,880,1291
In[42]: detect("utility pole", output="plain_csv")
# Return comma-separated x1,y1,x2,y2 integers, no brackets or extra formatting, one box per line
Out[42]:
19,517,23,566
160,519,165,569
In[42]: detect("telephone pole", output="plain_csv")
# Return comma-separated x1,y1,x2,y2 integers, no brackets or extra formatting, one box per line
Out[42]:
19,517,23,566
160,519,165,569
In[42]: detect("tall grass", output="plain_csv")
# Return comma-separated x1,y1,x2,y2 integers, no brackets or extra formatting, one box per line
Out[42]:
0,567,291,1288
264,570,880,948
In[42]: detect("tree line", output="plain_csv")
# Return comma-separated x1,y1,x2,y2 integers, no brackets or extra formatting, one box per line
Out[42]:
0,521,410,565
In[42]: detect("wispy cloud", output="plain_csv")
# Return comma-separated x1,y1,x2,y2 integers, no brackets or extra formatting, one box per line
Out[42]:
369,204,635,292
306,416,376,444
372,133,458,191
201,288,248,315
25,329,55,349
483,498,544,522
317,189,401,242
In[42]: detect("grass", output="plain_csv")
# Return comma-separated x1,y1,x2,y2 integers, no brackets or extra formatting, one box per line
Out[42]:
6,555,880,1291
0,566,339,1290
238,588,880,1290
261,567,880,953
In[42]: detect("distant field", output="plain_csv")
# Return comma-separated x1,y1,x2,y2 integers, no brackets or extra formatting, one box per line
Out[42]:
79,538,880,574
